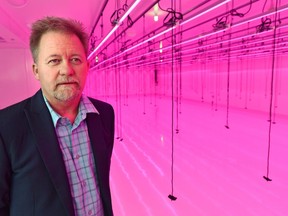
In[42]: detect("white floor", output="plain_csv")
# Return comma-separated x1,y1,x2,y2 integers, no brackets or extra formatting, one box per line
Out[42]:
105,96,288,216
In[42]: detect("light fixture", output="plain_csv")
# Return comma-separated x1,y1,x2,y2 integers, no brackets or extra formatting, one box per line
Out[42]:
154,3,159,22
154,15,159,22
119,0,141,23
175,24,288,56
88,25,118,60
91,0,230,69
129,0,231,50
88,0,142,61
180,0,231,26
91,25,288,71
232,3,288,28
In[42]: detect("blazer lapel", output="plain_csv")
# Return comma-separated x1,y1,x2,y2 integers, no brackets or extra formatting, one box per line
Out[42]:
86,112,112,214
24,90,75,216
86,112,108,180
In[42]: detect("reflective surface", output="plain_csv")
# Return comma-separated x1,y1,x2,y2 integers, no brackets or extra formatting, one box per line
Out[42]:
106,96,288,215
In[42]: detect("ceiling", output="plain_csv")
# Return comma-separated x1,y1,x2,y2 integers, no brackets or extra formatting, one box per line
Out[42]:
0,0,193,48
1,0,288,70
0,0,105,48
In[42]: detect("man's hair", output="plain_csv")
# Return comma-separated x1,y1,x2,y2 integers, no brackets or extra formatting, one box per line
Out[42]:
29,16,89,62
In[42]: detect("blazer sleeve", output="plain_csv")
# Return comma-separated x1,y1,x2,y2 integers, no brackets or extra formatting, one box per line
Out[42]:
0,133,11,216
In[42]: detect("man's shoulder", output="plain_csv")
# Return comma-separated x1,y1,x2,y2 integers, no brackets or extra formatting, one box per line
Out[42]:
0,96,34,128
87,97,113,110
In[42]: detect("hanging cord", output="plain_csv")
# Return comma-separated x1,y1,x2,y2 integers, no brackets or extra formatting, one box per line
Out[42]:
115,64,120,140
158,1,183,27
272,0,282,124
168,0,177,202
114,26,123,142
175,0,183,134
89,14,104,53
118,32,124,142
225,36,231,129
262,0,268,12
225,1,233,129
110,0,134,27
213,15,229,31
116,0,123,142
179,39,183,116
212,0,253,31
142,15,146,115
113,35,120,140
256,17,272,33
263,0,280,182
230,0,253,17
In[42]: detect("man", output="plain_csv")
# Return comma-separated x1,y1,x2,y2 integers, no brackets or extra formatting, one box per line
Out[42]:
0,17,114,216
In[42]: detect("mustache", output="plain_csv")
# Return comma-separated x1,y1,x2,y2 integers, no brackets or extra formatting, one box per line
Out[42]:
56,78,79,86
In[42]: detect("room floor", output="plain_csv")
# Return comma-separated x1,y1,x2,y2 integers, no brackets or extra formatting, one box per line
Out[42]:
104,96,288,216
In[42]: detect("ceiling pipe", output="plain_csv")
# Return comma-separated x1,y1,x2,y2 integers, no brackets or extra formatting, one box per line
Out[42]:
95,0,161,59
88,0,142,61
112,1,286,63
91,0,288,71
89,0,109,39
91,22,288,71
96,0,213,57
122,0,231,55
120,0,259,56
92,0,231,69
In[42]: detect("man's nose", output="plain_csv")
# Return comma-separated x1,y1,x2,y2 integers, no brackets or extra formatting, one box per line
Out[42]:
59,61,74,75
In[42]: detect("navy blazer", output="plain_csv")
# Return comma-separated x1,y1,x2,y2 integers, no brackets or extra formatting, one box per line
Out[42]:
0,90,114,216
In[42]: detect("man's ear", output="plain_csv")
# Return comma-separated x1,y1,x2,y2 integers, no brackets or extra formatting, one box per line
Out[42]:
32,63,40,80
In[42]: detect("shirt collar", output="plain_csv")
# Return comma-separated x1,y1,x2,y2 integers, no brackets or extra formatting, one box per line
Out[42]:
43,94,99,128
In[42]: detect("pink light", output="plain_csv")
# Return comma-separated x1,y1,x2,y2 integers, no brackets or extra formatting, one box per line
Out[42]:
180,0,231,26
153,3,159,22
108,3,288,66
112,45,287,70
88,0,142,61
91,23,288,72
90,0,230,69
154,15,159,22
123,0,230,52
124,26,176,55
93,30,288,71
90,26,176,70
88,25,118,60
119,0,141,23
232,3,288,28
161,22,288,53
178,25,288,55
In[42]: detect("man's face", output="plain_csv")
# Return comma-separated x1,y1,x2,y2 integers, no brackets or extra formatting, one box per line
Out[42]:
33,31,89,105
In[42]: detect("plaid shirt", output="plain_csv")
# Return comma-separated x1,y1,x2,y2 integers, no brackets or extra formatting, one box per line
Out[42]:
44,95,104,216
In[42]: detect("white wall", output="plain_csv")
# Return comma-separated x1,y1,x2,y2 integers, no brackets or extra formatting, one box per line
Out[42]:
0,48,39,109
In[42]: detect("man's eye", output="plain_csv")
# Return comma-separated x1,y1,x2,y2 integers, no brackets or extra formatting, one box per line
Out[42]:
48,59,61,65
71,58,82,64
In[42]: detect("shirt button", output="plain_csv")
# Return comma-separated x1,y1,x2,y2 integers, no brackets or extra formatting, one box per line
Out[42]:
75,154,80,159
82,181,86,187
88,210,92,215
